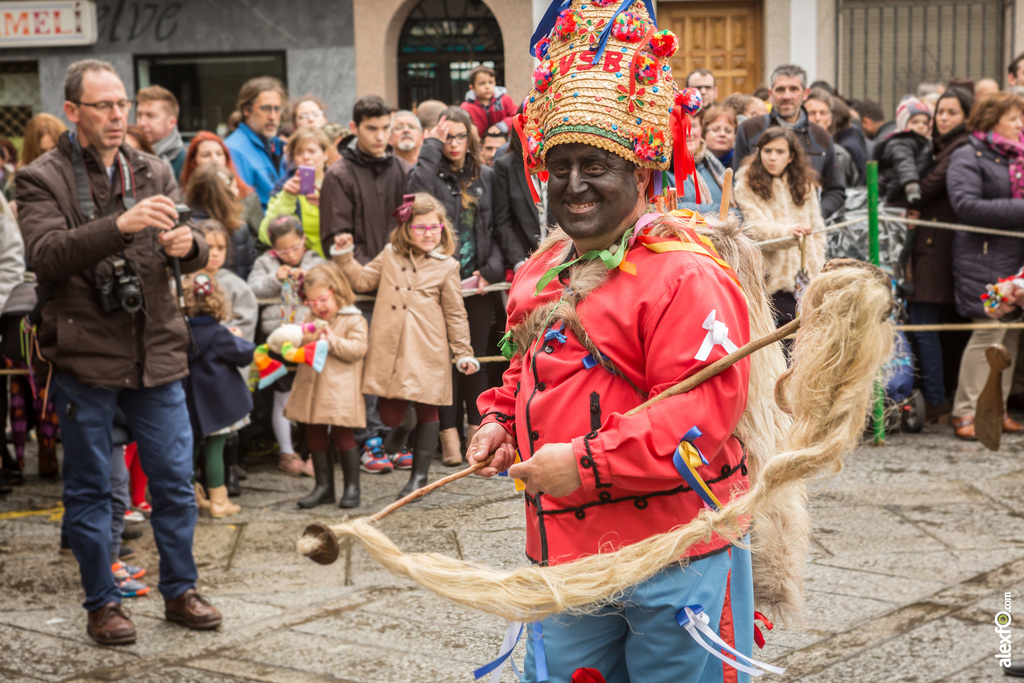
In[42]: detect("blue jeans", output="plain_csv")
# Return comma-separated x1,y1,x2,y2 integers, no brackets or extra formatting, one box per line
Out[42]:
522,540,754,683
52,373,198,611
908,302,946,406
59,444,128,562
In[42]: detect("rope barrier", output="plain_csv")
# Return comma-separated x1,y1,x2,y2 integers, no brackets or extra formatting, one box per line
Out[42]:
258,281,512,307
754,214,1024,248
895,323,1024,332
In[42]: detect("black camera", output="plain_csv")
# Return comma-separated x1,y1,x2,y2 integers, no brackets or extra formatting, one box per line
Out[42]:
97,257,144,314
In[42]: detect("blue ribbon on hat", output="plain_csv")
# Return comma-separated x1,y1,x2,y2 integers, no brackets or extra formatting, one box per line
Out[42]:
530,0,572,57
590,0,659,65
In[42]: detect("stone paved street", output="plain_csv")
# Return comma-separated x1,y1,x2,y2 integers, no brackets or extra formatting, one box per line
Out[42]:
2,421,1023,682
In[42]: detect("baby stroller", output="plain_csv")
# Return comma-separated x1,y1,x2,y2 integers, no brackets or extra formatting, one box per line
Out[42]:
826,190,924,434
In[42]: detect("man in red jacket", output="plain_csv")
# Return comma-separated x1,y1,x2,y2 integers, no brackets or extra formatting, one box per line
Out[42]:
460,65,515,140
467,2,764,681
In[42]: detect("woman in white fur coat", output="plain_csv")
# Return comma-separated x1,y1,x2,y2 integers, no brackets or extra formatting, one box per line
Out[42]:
735,126,827,327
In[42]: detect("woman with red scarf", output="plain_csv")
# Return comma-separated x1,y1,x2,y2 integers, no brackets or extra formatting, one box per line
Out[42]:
947,92,1024,440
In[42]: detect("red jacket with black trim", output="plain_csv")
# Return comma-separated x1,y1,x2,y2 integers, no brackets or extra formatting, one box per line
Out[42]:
477,226,750,566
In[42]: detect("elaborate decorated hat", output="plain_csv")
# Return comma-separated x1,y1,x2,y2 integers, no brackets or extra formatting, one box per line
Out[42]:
518,0,701,189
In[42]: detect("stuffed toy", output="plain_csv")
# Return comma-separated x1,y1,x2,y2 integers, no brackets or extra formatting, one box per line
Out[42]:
253,321,329,389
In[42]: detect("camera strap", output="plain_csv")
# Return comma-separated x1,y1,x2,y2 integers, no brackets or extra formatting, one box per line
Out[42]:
69,134,136,220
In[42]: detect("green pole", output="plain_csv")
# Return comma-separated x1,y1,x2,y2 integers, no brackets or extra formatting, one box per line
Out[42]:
866,161,886,445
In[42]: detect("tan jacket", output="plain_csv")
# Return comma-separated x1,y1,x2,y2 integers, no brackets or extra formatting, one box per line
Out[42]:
734,169,826,294
334,244,473,405
284,307,368,427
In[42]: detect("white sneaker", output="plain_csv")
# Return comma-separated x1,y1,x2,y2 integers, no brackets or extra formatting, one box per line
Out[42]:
124,510,145,523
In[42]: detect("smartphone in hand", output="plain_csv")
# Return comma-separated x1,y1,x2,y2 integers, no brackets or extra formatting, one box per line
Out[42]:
298,166,316,196
461,275,480,290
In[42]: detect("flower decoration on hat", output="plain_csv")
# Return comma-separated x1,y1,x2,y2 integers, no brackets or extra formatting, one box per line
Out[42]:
533,60,556,94
611,11,646,42
634,53,659,86
634,126,667,162
650,29,679,58
675,88,703,116
553,8,582,39
518,0,692,176
534,36,552,60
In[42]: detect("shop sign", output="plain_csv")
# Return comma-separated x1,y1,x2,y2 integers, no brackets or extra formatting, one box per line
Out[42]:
0,1,98,48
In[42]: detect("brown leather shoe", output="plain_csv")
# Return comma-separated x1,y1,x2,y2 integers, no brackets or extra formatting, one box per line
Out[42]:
952,416,977,441
1003,412,1024,434
165,588,222,630
87,602,136,645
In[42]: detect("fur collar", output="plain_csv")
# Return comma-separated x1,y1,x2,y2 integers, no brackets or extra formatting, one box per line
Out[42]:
339,305,361,315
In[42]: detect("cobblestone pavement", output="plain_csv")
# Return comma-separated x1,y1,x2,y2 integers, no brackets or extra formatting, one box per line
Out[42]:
1,422,1023,682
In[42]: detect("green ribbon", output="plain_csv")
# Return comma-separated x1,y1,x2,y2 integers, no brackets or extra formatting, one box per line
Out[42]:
498,330,518,360
533,227,635,296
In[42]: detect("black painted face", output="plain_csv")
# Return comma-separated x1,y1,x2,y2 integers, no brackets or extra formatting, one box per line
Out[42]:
546,143,644,249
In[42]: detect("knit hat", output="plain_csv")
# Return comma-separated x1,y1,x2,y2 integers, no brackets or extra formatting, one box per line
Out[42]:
896,96,932,132
517,0,702,197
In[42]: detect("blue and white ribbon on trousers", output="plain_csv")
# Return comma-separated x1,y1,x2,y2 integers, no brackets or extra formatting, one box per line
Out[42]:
676,605,786,677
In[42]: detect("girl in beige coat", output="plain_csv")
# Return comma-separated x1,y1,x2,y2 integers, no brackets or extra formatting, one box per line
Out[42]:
333,193,479,498
284,264,368,509
734,127,827,328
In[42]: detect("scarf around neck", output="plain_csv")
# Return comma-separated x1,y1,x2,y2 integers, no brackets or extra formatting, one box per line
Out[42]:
153,126,184,162
974,130,1024,199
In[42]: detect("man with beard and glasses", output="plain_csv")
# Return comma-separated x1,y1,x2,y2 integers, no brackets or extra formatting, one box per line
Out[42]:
467,2,764,680
390,110,424,166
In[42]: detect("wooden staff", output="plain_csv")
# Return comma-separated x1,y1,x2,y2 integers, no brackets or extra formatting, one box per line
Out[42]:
719,168,734,221
300,315,802,564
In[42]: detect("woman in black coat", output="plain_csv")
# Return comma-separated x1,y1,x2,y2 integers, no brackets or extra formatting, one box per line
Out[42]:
947,92,1024,439
905,87,973,422
493,131,545,272
408,106,506,462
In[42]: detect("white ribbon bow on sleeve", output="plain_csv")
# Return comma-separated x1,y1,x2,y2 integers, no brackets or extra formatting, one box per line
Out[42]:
694,309,739,362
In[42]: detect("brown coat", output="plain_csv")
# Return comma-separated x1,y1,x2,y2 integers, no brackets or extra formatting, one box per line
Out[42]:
284,307,368,427
16,132,208,389
334,244,473,405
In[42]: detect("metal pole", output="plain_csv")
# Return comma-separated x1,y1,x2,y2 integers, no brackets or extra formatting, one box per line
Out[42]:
867,161,885,445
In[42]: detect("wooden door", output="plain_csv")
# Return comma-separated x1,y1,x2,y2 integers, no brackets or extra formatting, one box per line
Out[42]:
658,1,763,98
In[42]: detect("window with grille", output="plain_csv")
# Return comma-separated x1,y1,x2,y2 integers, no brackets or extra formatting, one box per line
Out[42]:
0,61,41,143
838,0,1011,116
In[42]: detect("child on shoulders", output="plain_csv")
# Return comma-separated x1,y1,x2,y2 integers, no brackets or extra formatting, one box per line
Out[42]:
876,96,933,207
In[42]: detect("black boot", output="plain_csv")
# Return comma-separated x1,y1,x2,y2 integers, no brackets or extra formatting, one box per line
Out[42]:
398,421,439,499
297,450,335,508
224,432,241,497
337,447,361,508
383,404,416,457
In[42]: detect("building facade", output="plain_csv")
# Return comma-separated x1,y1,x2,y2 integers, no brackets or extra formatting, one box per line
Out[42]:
0,0,1020,144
